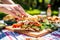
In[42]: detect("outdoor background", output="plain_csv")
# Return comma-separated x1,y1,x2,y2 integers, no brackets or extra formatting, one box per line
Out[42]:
13,0,60,16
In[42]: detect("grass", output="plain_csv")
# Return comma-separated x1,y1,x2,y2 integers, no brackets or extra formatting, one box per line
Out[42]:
26,9,58,16
26,9,41,15
52,11,58,16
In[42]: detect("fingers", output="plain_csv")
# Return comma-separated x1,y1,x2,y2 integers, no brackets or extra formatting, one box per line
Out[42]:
2,0,15,4
0,5,20,19
0,4,27,17
12,6,23,17
14,5,27,17
9,6,23,20
0,4,28,21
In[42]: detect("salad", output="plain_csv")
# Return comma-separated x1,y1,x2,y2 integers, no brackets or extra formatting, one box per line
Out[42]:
11,15,58,32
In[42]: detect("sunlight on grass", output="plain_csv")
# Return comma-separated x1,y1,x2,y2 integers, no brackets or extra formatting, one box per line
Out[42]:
39,0,42,3
52,11,58,15
26,9,41,15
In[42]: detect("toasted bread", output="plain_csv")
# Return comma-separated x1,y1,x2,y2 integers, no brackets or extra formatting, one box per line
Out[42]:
5,26,52,38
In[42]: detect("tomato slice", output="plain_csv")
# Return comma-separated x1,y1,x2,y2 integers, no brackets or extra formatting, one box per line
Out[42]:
34,23,40,26
34,22,42,26
12,23,24,28
12,24,19,28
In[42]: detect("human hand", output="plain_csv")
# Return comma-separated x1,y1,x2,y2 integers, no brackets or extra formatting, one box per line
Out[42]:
0,4,28,21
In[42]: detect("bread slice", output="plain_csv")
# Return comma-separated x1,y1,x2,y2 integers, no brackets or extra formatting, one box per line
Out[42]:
14,29,52,38
5,26,52,38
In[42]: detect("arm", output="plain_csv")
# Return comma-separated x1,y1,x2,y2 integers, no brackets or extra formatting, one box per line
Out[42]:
2,0,15,4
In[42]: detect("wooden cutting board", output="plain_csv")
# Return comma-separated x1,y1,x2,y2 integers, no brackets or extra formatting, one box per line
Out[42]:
5,26,53,38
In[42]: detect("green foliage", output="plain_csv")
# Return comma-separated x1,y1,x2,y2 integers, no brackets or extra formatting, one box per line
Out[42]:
45,0,50,4
52,11,58,16
13,0,30,10
13,0,60,16
26,9,41,15
0,12,7,20
39,0,42,3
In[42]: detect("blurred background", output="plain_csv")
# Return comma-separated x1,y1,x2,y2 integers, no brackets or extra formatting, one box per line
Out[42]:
13,0,60,16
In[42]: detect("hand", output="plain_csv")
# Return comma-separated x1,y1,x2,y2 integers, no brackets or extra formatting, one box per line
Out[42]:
0,4,28,20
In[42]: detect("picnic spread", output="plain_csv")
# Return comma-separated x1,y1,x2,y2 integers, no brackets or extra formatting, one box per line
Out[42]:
0,1,60,40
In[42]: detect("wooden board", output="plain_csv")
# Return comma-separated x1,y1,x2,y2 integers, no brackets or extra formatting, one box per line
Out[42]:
5,26,53,38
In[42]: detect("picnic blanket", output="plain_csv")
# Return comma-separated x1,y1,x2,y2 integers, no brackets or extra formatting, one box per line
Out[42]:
0,20,60,40
0,29,60,40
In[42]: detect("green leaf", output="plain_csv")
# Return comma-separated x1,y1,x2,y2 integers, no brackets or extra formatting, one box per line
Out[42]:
40,26,45,30
0,12,8,20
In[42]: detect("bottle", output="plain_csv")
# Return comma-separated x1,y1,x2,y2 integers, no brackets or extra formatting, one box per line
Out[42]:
47,4,51,17
58,7,60,17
